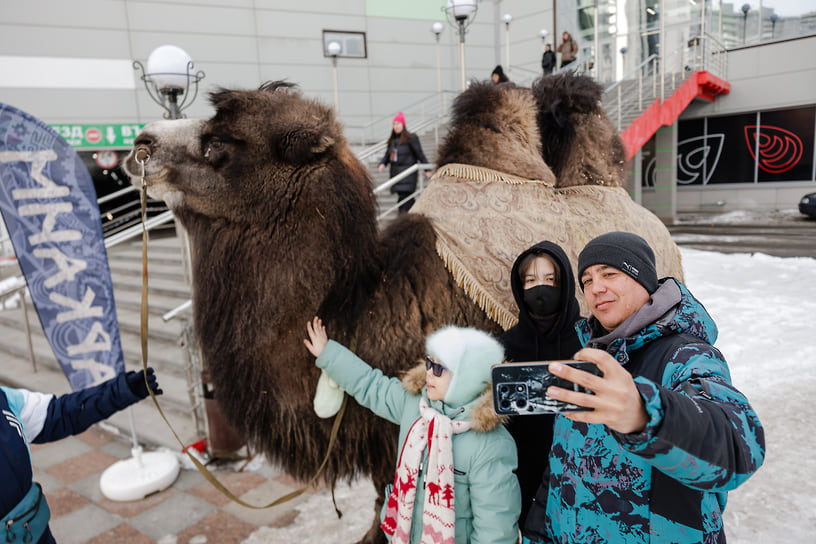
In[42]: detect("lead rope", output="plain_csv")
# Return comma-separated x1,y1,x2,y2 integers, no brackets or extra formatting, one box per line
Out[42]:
136,152,348,511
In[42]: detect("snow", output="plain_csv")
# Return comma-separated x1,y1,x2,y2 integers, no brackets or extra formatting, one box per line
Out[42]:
238,247,816,542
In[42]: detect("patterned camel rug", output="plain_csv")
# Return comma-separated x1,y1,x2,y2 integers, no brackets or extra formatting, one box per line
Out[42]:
411,163,684,330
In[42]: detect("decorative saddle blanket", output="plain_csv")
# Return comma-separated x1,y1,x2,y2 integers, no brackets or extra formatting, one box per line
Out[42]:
411,163,683,330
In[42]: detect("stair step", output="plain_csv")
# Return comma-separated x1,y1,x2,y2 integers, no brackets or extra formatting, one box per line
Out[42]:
0,312,187,375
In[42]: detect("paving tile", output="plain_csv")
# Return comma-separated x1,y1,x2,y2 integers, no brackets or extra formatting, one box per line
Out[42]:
171,466,209,492
98,436,135,459
76,426,117,448
46,449,119,484
188,469,267,507
46,486,90,518
268,509,300,528
49,504,122,544
84,523,154,544
32,466,68,493
221,478,311,527
30,436,92,469
272,470,326,494
174,510,258,544
67,470,109,503
96,486,179,519
128,492,216,540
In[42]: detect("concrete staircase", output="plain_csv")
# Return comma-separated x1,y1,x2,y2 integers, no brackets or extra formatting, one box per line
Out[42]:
0,233,201,450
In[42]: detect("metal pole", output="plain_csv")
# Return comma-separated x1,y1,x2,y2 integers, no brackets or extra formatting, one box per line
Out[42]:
435,35,442,149
19,286,37,371
505,22,511,78
660,0,665,101
700,0,706,69
165,88,185,120
594,1,599,80
332,57,339,111
459,21,467,91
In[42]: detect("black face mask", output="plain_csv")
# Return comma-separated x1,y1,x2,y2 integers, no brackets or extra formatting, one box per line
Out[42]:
523,284,561,316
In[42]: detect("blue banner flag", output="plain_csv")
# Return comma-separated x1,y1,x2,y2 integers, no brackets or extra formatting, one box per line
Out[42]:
0,103,124,390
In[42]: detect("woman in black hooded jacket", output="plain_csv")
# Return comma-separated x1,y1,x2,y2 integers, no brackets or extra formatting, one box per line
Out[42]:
499,240,582,529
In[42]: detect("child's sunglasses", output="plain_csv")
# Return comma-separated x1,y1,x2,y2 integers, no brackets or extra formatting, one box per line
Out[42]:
425,356,446,377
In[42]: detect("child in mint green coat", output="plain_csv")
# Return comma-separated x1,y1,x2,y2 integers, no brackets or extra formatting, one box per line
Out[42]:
305,317,520,544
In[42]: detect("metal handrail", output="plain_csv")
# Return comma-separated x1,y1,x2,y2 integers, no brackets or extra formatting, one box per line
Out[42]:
0,209,175,300
374,163,435,220
601,33,728,134
347,90,458,147
97,185,138,205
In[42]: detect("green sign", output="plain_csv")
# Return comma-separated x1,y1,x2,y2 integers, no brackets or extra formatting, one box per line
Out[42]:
366,0,445,20
50,123,145,149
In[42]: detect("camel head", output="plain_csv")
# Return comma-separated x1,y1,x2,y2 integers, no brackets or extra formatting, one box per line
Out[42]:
124,81,373,228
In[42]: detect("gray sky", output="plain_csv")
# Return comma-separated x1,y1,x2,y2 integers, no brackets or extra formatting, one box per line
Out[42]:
750,0,816,17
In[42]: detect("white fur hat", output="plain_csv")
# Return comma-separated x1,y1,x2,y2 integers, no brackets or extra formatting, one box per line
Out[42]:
425,326,505,407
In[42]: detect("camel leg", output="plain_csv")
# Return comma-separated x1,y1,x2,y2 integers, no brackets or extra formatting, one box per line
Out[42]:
356,479,387,544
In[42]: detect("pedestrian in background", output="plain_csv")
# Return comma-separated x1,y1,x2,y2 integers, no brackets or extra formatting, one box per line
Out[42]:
491,65,510,83
557,32,578,68
378,112,431,213
541,44,556,75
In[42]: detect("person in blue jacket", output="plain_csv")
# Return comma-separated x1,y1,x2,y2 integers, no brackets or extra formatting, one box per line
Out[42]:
305,319,520,544
522,232,765,544
1,368,161,544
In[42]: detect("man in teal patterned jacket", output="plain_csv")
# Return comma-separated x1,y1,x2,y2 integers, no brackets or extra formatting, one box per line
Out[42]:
522,232,765,544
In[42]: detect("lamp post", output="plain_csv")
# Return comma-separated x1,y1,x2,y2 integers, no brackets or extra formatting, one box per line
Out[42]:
770,13,778,39
432,21,444,148
445,0,478,91
327,41,342,111
503,13,512,79
742,3,750,45
134,45,205,120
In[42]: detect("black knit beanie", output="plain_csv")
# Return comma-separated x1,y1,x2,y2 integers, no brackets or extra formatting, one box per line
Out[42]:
577,232,658,294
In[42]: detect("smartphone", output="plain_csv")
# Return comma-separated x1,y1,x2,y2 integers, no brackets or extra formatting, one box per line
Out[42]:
491,360,601,415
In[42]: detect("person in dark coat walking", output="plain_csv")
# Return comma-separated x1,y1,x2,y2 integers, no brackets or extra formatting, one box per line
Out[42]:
1,368,162,544
498,241,582,529
541,44,556,74
378,112,431,213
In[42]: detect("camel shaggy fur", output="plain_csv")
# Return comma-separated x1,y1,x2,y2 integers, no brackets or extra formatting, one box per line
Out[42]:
532,72,627,187
124,77,680,543
435,81,556,183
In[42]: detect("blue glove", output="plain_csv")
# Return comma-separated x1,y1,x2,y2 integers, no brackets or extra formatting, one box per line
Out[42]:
126,367,163,399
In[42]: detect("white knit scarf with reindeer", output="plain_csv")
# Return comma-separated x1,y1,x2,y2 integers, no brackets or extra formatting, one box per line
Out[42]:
381,396,473,544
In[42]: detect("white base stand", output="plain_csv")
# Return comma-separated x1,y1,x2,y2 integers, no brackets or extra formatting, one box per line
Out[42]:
99,446,180,501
